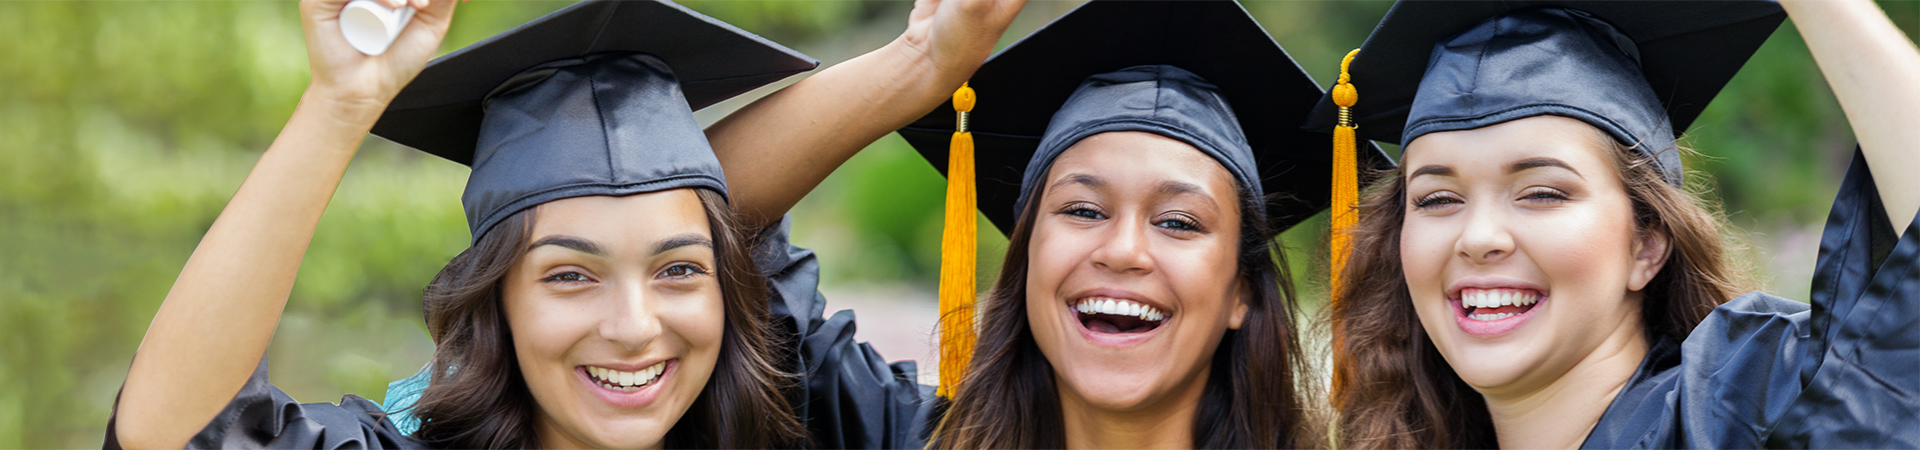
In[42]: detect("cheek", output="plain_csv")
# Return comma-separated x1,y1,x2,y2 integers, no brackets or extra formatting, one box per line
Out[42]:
1026,222,1089,296
1524,202,1638,290
1399,217,1450,296
659,288,727,352
1163,241,1241,320
502,289,585,363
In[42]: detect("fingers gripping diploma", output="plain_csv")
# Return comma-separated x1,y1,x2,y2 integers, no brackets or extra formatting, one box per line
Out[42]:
299,0,459,111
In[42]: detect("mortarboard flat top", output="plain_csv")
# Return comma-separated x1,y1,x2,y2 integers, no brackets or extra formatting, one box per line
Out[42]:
372,0,818,165
1305,0,1784,149
899,0,1389,234
367,0,818,242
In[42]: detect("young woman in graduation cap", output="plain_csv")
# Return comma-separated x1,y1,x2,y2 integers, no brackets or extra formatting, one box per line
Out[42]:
711,1,1385,447
105,0,1020,448
1317,0,1920,447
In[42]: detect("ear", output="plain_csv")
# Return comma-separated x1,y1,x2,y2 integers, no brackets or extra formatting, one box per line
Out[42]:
1628,225,1672,292
1228,277,1252,330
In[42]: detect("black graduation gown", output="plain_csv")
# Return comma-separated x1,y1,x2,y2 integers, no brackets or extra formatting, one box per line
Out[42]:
102,359,423,449
102,216,935,449
1581,149,1920,448
751,218,941,449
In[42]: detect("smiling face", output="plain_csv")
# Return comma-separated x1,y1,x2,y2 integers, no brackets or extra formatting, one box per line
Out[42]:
499,189,723,449
1024,131,1250,413
1399,116,1669,397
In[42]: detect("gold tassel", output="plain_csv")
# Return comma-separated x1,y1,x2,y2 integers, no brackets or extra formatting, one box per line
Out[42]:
937,83,978,399
1329,49,1360,404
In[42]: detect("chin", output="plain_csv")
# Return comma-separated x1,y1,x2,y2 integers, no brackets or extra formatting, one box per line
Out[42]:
1057,369,1166,411
1437,338,1551,392
575,415,674,448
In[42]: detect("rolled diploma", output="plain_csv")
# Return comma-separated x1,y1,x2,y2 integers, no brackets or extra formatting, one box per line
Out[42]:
340,0,415,56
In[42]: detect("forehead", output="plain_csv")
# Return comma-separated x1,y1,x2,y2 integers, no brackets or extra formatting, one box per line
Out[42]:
1049,131,1237,193
528,189,712,244
1401,116,1616,174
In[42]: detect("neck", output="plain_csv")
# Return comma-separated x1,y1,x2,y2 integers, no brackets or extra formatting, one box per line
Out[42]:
1483,327,1648,450
1057,369,1209,450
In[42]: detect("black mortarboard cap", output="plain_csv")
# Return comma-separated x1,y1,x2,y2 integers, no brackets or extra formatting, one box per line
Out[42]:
898,0,1390,234
369,0,817,242
1305,1,1785,184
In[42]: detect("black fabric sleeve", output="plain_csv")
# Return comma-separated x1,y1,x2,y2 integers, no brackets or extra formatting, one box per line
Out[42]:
103,357,422,449
1583,147,1920,449
1767,147,1920,448
751,217,940,449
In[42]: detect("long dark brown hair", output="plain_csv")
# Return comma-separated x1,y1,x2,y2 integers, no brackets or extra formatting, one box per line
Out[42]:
406,188,805,449
933,184,1322,449
1329,137,1754,449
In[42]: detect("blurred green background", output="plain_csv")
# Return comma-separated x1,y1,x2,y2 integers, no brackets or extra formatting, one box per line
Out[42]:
0,0,1913,447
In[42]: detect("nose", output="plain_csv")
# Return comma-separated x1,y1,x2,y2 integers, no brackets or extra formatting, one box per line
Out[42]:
599,281,661,352
1455,201,1515,264
1090,213,1155,274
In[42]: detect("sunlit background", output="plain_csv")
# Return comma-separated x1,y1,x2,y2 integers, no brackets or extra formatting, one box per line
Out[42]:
1,0,1914,446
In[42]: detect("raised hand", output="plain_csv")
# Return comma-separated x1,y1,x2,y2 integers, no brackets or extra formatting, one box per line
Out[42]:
707,0,1027,228
115,2,458,449
899,0,1028,86
300,0,459,114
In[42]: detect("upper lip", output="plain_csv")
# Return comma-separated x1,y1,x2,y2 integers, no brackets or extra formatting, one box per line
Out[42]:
581,358,672,372
1445,277,1547,301
1064,287,1171,315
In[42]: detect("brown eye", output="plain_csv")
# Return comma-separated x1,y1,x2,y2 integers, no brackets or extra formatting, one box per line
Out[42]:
661,263,709,279
1413,192,1462,209
541,271,590,284
1518,188,1570,203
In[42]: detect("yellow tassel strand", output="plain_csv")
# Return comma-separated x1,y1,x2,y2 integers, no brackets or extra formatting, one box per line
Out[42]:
1329,49,1360,404
937,83,978,399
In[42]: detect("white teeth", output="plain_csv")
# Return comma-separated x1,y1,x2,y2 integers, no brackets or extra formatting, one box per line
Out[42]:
1071,297,1166,322
1461,289,1540,309
588,361,668,391
1468,312,1516,321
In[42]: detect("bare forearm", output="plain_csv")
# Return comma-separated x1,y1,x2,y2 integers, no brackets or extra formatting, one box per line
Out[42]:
707,40,963,229
116,89,378,450
1783,0,1920,234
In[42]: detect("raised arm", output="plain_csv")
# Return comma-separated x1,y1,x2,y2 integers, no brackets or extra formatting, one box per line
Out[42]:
706,0,1024,230
112,0,455,448
1782,0,1920,235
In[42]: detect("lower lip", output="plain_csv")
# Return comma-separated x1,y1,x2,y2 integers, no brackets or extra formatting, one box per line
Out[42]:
1069,304,1165,348
579,361,673,409
1450,297,1546,338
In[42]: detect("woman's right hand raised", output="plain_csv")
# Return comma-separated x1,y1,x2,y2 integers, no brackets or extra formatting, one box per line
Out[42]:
114,3,458,449
299,0,458,115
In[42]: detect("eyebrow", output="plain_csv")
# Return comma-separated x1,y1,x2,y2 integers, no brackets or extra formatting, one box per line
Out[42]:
527,235,604,256
1155,181,1222,206
1050,173,1106,191
652,234,713,255
1408,164,1454,181
1509,157,1583,179
526,233,711,257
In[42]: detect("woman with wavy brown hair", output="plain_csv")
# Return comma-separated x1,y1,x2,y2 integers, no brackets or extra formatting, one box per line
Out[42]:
105,1,825,448
1321,0,1920,448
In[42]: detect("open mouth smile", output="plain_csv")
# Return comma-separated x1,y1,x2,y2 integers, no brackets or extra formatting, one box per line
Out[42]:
1448,288,1546,337
1069,294,1170,347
